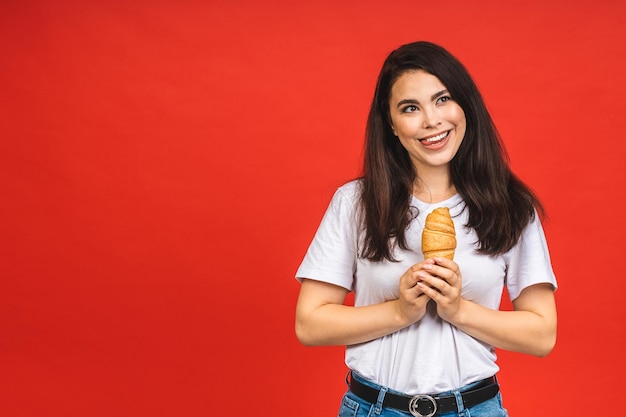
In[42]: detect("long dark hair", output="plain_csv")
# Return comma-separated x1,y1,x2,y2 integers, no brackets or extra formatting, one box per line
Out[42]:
359,41,543,262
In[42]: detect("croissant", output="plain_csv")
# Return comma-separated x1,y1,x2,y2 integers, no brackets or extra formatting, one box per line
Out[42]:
421,207,456,260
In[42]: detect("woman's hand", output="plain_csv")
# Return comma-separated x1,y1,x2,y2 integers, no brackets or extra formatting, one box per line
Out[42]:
296,275,427,346
396,261,434,324
296,260,440,346
416,257,463,322
415,259,557,357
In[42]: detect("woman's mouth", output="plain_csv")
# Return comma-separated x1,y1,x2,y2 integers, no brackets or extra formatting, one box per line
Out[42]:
420,130,450,146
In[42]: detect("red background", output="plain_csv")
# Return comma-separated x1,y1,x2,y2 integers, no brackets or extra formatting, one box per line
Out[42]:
1,0,625,415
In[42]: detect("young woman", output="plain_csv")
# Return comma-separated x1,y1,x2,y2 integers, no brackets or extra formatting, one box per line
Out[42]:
295,41,557,417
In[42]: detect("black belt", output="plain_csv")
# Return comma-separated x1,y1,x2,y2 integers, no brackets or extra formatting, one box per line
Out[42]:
349,373,499,417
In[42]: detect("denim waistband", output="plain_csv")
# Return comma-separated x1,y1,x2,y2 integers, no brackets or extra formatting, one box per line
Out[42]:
347,371,500,416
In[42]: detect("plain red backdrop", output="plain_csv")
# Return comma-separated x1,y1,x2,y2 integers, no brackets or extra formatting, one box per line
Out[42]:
1,0,625,415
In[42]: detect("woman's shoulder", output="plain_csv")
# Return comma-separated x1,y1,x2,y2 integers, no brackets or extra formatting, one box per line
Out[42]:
336,178,362,196
329,179,362,212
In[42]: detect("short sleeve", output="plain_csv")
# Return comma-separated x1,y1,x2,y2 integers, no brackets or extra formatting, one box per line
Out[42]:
295,184,359,290
505,213,558,301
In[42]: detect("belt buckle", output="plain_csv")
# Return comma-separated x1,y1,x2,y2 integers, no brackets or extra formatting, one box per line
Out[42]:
408,394,437,417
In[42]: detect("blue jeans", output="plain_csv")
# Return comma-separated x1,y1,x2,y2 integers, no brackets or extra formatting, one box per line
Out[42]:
338,372,509,417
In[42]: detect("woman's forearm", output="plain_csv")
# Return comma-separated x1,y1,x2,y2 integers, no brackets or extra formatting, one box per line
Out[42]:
295,279,428,346
450,284,557,356
296,301,409,346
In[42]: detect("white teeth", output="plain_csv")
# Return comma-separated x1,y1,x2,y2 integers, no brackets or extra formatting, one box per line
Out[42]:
424,131,448,142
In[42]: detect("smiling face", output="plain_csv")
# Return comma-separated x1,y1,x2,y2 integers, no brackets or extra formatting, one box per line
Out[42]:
389,70,466,174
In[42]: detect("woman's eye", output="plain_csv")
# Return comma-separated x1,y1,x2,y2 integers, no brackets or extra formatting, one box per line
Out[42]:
437,96,452,104
402,105,418,113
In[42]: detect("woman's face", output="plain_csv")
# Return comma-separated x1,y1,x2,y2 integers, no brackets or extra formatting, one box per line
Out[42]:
388,70,466,173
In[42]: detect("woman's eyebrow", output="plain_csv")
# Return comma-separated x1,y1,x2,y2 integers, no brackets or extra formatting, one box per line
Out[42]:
395,90,450,108
431,89,449,100
396,98,418,108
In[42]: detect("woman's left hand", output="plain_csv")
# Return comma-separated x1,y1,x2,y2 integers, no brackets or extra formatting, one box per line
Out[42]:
416,257,463,322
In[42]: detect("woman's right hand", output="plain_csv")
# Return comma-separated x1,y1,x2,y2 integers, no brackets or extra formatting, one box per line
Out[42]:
296,268,431,347
396,260,433,324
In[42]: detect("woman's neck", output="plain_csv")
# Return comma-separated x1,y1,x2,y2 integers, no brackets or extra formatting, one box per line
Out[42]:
412,172,456,204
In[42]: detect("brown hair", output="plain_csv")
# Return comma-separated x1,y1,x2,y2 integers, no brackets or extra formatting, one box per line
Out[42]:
359,41,543,262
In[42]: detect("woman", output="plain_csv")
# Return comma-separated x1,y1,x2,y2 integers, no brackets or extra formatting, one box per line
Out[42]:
295,41,557,417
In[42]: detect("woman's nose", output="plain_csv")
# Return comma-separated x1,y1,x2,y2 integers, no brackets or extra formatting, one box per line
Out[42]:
422,109,441,128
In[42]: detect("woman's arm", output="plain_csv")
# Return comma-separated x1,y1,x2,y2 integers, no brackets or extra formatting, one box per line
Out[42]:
417,258,557,356
455,283,556,356
295,262,433,346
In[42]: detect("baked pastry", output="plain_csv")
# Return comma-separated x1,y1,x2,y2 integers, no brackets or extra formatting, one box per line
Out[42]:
421,207,456,260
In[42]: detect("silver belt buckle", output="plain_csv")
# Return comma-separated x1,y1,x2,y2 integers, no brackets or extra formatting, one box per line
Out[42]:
408,394,437,417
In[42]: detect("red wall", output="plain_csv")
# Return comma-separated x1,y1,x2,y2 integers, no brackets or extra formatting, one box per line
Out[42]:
1,1,625,415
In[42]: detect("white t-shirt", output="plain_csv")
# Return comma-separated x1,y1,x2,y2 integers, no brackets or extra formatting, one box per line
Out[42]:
296,180,557,394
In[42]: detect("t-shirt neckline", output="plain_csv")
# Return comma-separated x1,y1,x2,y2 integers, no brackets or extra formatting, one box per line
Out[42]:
411,193,463,210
